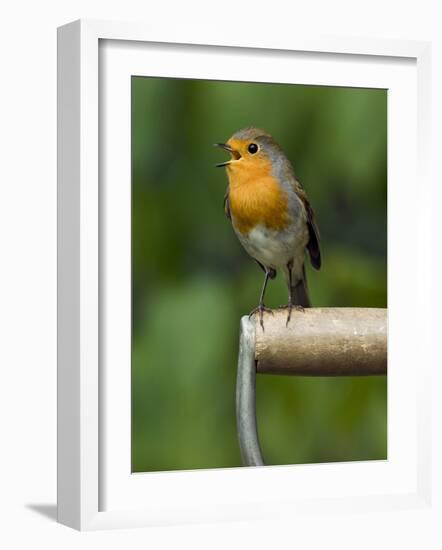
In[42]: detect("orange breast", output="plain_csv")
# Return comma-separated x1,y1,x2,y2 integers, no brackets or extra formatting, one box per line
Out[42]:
227,160,290,234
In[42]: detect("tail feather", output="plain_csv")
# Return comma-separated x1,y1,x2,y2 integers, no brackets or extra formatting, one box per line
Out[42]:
292,265,311,307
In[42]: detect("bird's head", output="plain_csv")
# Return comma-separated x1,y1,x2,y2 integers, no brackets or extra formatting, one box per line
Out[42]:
214,127,285,181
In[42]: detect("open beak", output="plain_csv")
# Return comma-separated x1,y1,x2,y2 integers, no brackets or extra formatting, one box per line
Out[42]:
213,143,240,167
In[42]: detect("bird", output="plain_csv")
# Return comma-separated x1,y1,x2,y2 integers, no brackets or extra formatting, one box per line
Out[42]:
214,127,321,330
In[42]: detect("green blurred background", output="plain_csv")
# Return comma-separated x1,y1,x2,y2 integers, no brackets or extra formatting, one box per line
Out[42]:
131,77,387,472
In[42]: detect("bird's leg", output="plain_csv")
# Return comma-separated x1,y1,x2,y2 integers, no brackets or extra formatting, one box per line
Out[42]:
286,262,304,326
249,269,274,331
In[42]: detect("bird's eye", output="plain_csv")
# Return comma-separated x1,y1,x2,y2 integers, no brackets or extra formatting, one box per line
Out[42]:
248,143,258,154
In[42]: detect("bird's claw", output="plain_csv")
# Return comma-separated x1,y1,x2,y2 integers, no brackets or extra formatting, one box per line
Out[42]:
285,303,305,327
249,304,273,331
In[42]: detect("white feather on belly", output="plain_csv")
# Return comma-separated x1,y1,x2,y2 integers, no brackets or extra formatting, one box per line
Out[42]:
234,222,308,278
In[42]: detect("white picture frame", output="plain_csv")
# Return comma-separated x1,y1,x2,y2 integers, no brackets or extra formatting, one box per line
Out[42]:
57,19,434,531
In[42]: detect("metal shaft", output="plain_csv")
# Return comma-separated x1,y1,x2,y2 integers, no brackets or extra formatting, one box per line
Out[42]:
236,316,264,466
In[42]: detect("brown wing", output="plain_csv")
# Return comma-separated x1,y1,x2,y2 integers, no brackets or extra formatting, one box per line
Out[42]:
224,190,231,220
294,182,321,270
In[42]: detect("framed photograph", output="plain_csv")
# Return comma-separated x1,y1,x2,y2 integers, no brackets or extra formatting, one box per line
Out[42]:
57,19,432,530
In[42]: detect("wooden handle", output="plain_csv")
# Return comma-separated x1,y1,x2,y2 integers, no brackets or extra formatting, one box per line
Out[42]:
254,308,387,376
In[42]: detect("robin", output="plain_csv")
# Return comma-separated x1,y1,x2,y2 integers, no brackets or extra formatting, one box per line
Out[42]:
214,127,321,329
